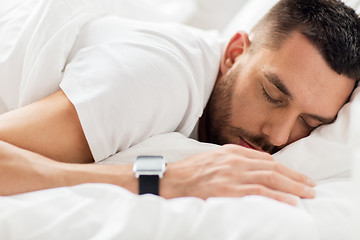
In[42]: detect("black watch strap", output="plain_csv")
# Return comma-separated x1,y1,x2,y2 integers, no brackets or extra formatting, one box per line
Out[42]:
139,175,159,195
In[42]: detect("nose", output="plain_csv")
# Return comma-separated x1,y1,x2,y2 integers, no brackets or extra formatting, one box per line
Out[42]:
261,111,297,147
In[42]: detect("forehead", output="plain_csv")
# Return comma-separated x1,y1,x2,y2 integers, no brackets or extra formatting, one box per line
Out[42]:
249,32,355,116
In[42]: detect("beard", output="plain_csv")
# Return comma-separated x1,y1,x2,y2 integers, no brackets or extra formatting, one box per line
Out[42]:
205,66,279,154
205,67,235,146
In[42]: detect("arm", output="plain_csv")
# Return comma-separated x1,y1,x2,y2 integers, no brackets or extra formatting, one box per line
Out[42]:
0,90,93,163
0,140,314,205
0,90,315,204
0,140,136,195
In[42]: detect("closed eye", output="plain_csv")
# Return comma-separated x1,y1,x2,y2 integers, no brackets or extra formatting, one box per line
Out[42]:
261,86,283,104
300,116,318,130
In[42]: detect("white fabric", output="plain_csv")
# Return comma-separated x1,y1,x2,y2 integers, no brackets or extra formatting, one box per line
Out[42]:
0,179,355,240
352,150,360,239
0,0,204,113
60,16,222,161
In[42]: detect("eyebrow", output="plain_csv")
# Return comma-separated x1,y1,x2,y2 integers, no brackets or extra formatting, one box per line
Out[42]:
264,72,293,99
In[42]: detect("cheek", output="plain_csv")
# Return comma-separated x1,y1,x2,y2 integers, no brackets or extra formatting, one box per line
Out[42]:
230,79,267,129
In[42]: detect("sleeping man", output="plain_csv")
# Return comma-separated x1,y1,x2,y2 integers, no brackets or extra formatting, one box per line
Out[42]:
0,0,359,206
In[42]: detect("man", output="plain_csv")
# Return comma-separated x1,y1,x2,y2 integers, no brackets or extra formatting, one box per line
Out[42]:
0,0,359,206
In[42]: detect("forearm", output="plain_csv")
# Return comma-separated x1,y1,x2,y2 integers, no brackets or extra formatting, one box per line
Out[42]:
60,163,137,194
0,140,137,196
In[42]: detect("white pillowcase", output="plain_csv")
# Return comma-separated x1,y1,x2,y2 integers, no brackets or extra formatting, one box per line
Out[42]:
274,85,360,180
223,0,360,181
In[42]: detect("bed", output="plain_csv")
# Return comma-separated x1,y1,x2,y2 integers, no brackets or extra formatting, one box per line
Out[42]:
0,0,359,239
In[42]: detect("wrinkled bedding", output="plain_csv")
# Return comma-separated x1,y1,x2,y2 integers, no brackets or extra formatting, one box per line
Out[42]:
0,178,355,240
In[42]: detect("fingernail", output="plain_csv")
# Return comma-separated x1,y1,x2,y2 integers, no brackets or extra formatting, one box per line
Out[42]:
305,187,316,198
306,178,316,187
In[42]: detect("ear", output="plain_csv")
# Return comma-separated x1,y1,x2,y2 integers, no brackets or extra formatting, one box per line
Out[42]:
220,31,251,74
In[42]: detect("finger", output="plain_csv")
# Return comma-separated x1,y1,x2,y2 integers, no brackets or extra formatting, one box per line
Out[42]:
237,184,299,206
247,160,316,187
243,171,316,199
221,144,273,161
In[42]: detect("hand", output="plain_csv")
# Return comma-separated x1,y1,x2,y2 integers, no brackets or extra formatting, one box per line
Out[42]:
161,144,316,205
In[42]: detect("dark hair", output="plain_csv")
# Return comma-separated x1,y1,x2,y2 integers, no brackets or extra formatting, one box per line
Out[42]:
250,0,360,81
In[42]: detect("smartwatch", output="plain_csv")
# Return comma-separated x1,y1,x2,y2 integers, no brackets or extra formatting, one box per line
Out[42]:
133,155,166,195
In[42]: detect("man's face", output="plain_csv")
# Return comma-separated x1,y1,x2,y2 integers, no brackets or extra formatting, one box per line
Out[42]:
206,32,355,153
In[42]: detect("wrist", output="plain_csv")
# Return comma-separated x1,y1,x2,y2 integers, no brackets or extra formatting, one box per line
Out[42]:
133,156,165,196
61,163,139,194
159,162,187,199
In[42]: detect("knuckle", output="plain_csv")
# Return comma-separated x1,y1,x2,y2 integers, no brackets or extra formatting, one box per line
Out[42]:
222,154,235,162
221,144,239,153
222,154,248,167
249,185,267,195
272,161,283,172
216,184,232,195
264,152,274,160
265,171,279,185
295,183,307,194
223,156,240,166
300,176,309,184
217,167,235,178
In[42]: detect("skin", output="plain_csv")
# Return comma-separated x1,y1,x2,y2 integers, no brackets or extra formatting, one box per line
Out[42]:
0,30,355,206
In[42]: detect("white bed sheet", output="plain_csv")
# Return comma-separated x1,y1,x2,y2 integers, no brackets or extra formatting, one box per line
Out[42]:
0,180,355,240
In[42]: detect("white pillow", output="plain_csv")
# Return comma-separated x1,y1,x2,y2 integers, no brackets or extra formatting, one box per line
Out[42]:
223,0,360,181
274,86,360,180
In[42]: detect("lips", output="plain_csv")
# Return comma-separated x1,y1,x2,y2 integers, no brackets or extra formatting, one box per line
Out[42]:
239,137,257,150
